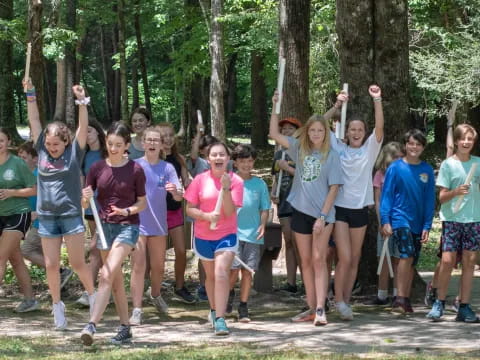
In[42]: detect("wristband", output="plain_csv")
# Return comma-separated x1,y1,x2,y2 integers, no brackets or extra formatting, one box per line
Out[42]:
373,97,382,102
75,97,91,106
222,187,231,191
126,208,131,216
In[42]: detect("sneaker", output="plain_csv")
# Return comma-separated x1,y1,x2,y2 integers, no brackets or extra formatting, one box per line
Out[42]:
208,310,216,328
111,324,132,345
52,301,68,330
59,267,73,290
424,281,437,307
14,298,39,313
363,296,390,306
238,303,250,323
0,286,5,297
80,322,96,346
324,298,330,313
314,308,328,326
129,307,143,326
88,292,96,317
214,317,229,336
173,287,196,304
337,303,353,321
352,280,362,295
76,291,90,307
456,304,480,323
279,282,298,294
150,294,168,314
404,297,414,313
426,299,444,321
197,285,208,301
291,308,315,322
451,297,460,313
226,289,235,314
392,297,408,314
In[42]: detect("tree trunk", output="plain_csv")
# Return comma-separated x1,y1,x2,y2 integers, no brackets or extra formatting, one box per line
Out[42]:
224,53,237,125
250,51,268,149
53,59,66,122
278,0,310,123
65,0,76,129
112,26,121,122
131,61,139,110
100,25,113,123
28,0,46,127
118,0,129,122
0,0,21,141
134,0,152,118
209,0,226,141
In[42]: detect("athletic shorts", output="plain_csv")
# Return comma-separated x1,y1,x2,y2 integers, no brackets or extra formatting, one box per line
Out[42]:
84,214,95,221
0,212,31,237
194,233,238,261
441,221,480,253
231,241,261,271
335,206,369,228
21,227,42,256
97,223,139,251
291,208,330,235
436,234,462,267
391,227,422,265
38,215,84,238
167,208,184,230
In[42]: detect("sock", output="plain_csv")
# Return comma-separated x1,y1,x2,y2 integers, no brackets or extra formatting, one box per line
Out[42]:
393,288,398,297
88,321,96,328
377,289,388,300
239,301,247,306
440,300,446,307
210,308,216,312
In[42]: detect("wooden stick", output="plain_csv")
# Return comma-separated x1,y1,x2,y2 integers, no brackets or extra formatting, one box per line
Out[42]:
234,255,255,274
274,151,285,198
89,198,108,250
377,236,394,278
24,43,32,93
197,109,204,134
453,163,478,213
340,83,348,139
210,187,223,230
275,57,286,115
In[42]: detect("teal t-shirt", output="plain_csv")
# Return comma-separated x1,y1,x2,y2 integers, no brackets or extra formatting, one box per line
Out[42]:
437,155,480,223
0,154,36,216
237,176,271,244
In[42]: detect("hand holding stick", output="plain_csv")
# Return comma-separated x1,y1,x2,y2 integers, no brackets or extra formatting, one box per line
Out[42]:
275,57,286,115
197,110,204,134
24,43,32,93
453,163,478,213
83,186,108,249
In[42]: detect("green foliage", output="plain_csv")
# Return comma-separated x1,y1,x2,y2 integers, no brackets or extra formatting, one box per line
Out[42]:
42,27,78,60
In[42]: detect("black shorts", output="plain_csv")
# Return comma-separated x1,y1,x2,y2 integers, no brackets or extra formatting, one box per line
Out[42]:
0,212,31,237
84,214,95,221
335,206,369,228
291,208,329,235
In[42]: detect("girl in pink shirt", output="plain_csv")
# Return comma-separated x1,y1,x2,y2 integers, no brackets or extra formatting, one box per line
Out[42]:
184,142,243,336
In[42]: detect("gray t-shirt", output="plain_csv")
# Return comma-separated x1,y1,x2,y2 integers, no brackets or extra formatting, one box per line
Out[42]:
36,131,85,218
128,143,145,160
286,137,343,222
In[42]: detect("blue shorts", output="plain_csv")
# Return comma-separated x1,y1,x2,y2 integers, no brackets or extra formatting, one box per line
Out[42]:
38,216,85,238
194,234,238,261
97,223,139,251
391,228,422,265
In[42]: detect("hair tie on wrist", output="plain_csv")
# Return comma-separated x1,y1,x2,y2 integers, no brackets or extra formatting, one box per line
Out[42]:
373,97,382,102
75,97,91,106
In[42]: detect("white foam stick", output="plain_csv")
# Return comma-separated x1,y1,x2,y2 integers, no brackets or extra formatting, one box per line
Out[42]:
197,110,204,134
335,120,341,139
275,57,286,115
377,236,394,278
234,255,255,274
24,43,32,93
340,83,348,140
89,198,108,250
210,187,224,230
274,151,285,198
453,163,478,213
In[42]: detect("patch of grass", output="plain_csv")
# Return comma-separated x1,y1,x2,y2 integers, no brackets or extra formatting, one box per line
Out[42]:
417,218,441,271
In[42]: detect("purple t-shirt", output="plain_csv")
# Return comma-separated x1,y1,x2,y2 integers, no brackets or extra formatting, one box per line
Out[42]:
135,158,180,236
86,159,146,225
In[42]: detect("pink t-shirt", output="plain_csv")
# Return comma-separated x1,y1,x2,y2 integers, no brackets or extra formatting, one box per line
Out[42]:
373,170,385,190
184,170,243,240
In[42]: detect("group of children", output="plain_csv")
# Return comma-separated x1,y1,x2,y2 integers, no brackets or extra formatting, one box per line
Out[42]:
0,79,478,346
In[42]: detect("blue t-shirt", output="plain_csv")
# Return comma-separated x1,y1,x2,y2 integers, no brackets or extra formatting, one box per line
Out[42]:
29,168,39,229
237,176,271,244
380,158,435,234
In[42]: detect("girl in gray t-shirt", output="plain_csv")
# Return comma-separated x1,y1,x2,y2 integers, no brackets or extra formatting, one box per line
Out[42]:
269,92,342,326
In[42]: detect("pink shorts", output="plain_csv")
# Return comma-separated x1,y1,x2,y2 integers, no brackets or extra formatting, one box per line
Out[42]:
167,208,184,230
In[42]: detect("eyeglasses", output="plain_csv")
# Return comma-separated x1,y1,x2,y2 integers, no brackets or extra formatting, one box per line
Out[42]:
144,138,161,143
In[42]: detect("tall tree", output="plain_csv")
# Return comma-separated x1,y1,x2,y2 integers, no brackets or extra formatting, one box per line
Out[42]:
65,0,76,128
250,51,268,149
134,0,152,117
118,0,129,122
278,0,311,123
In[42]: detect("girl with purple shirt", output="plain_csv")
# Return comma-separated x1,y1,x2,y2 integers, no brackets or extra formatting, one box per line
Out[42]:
129,126,182,325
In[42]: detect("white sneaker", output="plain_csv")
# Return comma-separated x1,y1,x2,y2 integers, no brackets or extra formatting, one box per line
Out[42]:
336,302,353,321
76,291,89,307
88,292,96,317
150,294,168,314
52,301,68,330
129,307,143,326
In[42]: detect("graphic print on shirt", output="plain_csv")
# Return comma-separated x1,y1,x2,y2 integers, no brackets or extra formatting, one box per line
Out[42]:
3,169,15,181
301,155,322,182
39,156,67,175
419,173,429,184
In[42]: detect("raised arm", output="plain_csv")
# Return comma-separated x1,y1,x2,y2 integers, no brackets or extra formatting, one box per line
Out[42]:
446,100,458,158
23,79,42,144
190,123,203,162
268,91,289,149
369,85,384,142
73,85,89,149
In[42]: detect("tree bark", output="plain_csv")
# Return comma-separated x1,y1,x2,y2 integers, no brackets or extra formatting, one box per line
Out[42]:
278,0,311,123
100,25,113,123
118,0,129,122
250,51,268,149
224,53,237,125
53,59,66,122
209,0,226,141
131,61,139,110
65,0,76,129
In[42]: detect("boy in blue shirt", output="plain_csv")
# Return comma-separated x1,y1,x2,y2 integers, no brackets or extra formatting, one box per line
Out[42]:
380,129,435,314
227,144,270,322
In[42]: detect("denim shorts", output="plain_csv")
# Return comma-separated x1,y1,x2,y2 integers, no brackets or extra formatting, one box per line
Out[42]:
97,222,139,251
194,233,238,261
38,215,85,238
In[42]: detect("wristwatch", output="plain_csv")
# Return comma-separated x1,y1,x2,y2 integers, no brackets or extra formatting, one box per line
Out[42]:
319,215,326,222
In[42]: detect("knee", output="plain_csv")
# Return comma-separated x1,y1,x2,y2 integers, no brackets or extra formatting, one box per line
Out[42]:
98,269,114,287
69,257,86,273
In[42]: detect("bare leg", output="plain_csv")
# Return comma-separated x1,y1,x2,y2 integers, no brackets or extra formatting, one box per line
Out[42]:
344,226,367,303
295,232,315,309
130,235,147,308
170,225,186,289
148,235,167,298
280,217,299,286
41,237,63,303
202,260,215,310
396,257,414,297
65,233,95,295
459,250,477,303
213,251,235,318
86,220,102,284
333,221,351,304
312,224,333,309
239,268,252,303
